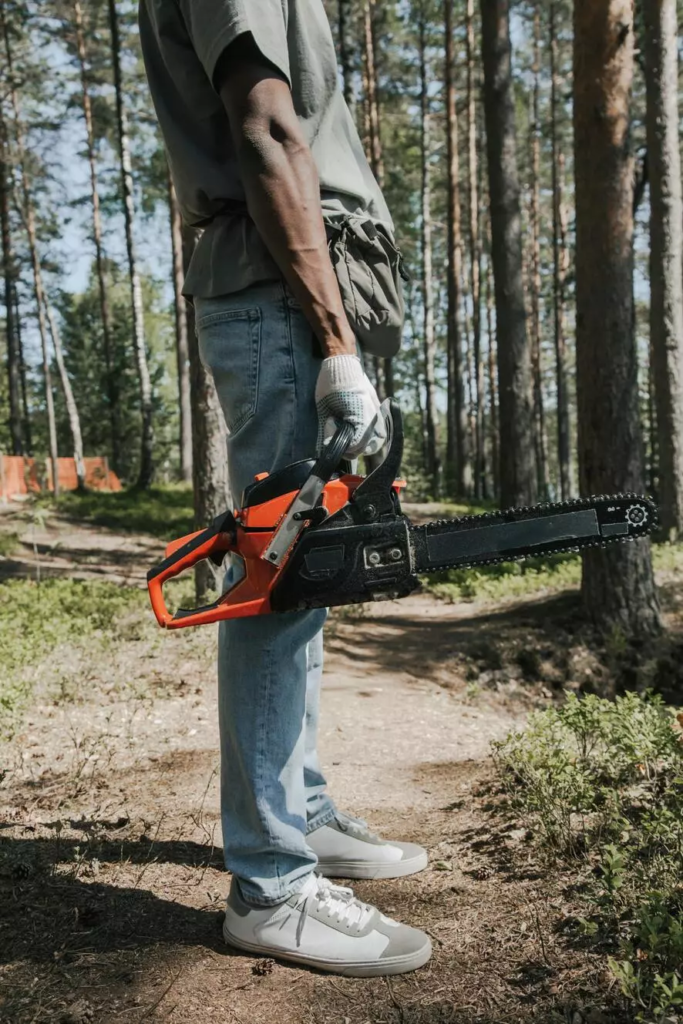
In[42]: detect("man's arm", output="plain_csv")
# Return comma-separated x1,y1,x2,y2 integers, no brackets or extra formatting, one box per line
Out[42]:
215,36,355,359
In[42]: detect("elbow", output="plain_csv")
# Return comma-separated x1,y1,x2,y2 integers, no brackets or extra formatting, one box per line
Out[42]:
237,114,310,167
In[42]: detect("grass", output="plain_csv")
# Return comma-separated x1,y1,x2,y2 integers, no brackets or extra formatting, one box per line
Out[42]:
0,531,19,558
37,484,195,541
0,578,147,733
424,542,683,605
494,691,683,1022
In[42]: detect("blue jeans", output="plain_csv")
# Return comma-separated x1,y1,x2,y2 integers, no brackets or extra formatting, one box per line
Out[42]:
195,281,337,906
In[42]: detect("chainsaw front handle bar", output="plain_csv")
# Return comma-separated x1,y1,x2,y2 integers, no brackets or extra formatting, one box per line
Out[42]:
146,419,357,628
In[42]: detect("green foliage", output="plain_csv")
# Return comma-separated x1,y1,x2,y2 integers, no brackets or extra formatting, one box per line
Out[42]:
0,578,146,731
0,532,19,557
494,691,683,1021
41,483,194,540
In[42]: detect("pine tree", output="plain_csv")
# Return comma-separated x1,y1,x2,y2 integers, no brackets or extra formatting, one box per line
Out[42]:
480,0,536,507
573,0,661,637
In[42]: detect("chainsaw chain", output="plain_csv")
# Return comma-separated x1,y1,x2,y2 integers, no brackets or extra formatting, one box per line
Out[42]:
410,492,659,575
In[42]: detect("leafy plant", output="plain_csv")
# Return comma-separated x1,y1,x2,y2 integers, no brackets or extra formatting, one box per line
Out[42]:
493,690,683,1021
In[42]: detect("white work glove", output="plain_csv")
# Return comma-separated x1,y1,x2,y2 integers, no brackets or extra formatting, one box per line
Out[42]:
315,354,387,458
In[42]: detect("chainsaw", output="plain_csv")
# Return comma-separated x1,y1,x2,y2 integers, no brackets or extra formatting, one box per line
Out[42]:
147,401,658,629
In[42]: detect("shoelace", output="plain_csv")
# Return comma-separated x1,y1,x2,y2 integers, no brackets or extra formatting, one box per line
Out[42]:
335,812,381,843
294,874,372,946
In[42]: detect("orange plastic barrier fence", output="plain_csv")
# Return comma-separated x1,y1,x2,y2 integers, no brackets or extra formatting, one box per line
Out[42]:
0,455,121,501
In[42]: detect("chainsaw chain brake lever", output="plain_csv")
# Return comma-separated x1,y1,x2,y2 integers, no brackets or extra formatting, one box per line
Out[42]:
262,419,356,567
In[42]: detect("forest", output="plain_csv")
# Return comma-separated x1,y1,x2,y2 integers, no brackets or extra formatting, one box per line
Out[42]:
1,0,683,1022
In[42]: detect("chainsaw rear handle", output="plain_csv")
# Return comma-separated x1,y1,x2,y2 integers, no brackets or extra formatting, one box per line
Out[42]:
146,420,357,628
147,510,238,627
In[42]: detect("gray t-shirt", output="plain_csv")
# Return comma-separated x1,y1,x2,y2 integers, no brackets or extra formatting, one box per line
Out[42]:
138,0,392,298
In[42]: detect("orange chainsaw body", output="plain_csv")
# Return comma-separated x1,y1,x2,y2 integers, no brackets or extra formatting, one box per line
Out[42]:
148,471,404,629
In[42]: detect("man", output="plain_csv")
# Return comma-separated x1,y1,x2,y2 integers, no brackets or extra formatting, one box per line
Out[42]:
139,0,432,976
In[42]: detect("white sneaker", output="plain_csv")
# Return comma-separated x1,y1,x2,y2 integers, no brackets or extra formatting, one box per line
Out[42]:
307,812,429,880
223,873,432,977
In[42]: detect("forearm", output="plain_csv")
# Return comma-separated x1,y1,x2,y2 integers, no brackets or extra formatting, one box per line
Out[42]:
237,130,356,358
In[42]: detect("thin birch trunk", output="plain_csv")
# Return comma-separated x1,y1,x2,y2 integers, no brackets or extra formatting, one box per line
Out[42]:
108,0,154,488
643,0,683,539
168,175,193,483
445,0,467,497
45,302,85,489
419,4,440,497
550,1,572,500
466,0,483,499
73,0,121,473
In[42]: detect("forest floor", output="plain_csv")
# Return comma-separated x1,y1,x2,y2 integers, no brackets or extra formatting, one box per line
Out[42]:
1,496,683,1024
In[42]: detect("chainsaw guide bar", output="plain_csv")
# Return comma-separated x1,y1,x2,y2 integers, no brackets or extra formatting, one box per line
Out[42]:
147,402,658,628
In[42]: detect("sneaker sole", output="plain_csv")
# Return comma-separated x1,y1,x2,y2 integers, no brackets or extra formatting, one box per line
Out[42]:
315,849,429,880
223,922,432,977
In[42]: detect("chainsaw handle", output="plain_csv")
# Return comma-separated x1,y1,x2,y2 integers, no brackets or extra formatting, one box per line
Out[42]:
315,421,357,480
147,510,238,628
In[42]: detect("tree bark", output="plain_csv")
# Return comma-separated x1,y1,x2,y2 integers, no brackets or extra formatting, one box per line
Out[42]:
643,0,683,539
168,175,193,483
361,0,393,397
550,1,572,500
419,4,440,497
46,301,86,490
480,0,536,508
573,0,661,638
0,109,22,456
181,225,231,604
108,0,154,489
13,284,31,454
445,0,467,498
466,0,484,500
485,251,499,501
338,0,356,117
73,0,121,474
529,7,549,501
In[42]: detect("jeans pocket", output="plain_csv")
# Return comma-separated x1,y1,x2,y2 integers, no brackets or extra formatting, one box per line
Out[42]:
196,308,262,435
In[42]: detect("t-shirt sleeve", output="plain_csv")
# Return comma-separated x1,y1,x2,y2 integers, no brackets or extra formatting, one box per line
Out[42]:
176,0,291,89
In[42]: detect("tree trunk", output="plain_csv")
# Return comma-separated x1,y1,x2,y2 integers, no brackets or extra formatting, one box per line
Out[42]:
445,0,467,498
108,0,154,489
2,10,83,490
573,0,661,638
181,225,231,604
13,284,31,454
73,0,121,474
480,0,536,508
419,5,440,497
168,175,193,483
466,0,483,500
643,0,683,540
361,0,393,397
46,302,86,489
338,0,356,116
0,110,22,456
529,7,549,501
550,1,572,500
485,251,499,501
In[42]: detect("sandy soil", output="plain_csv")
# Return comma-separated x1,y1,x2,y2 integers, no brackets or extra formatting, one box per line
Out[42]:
1,505,671,1024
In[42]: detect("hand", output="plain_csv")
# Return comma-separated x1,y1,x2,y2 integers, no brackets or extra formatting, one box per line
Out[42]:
315,354,387,457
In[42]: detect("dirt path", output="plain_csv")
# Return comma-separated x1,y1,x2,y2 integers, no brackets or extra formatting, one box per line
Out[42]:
0,508,651,1024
